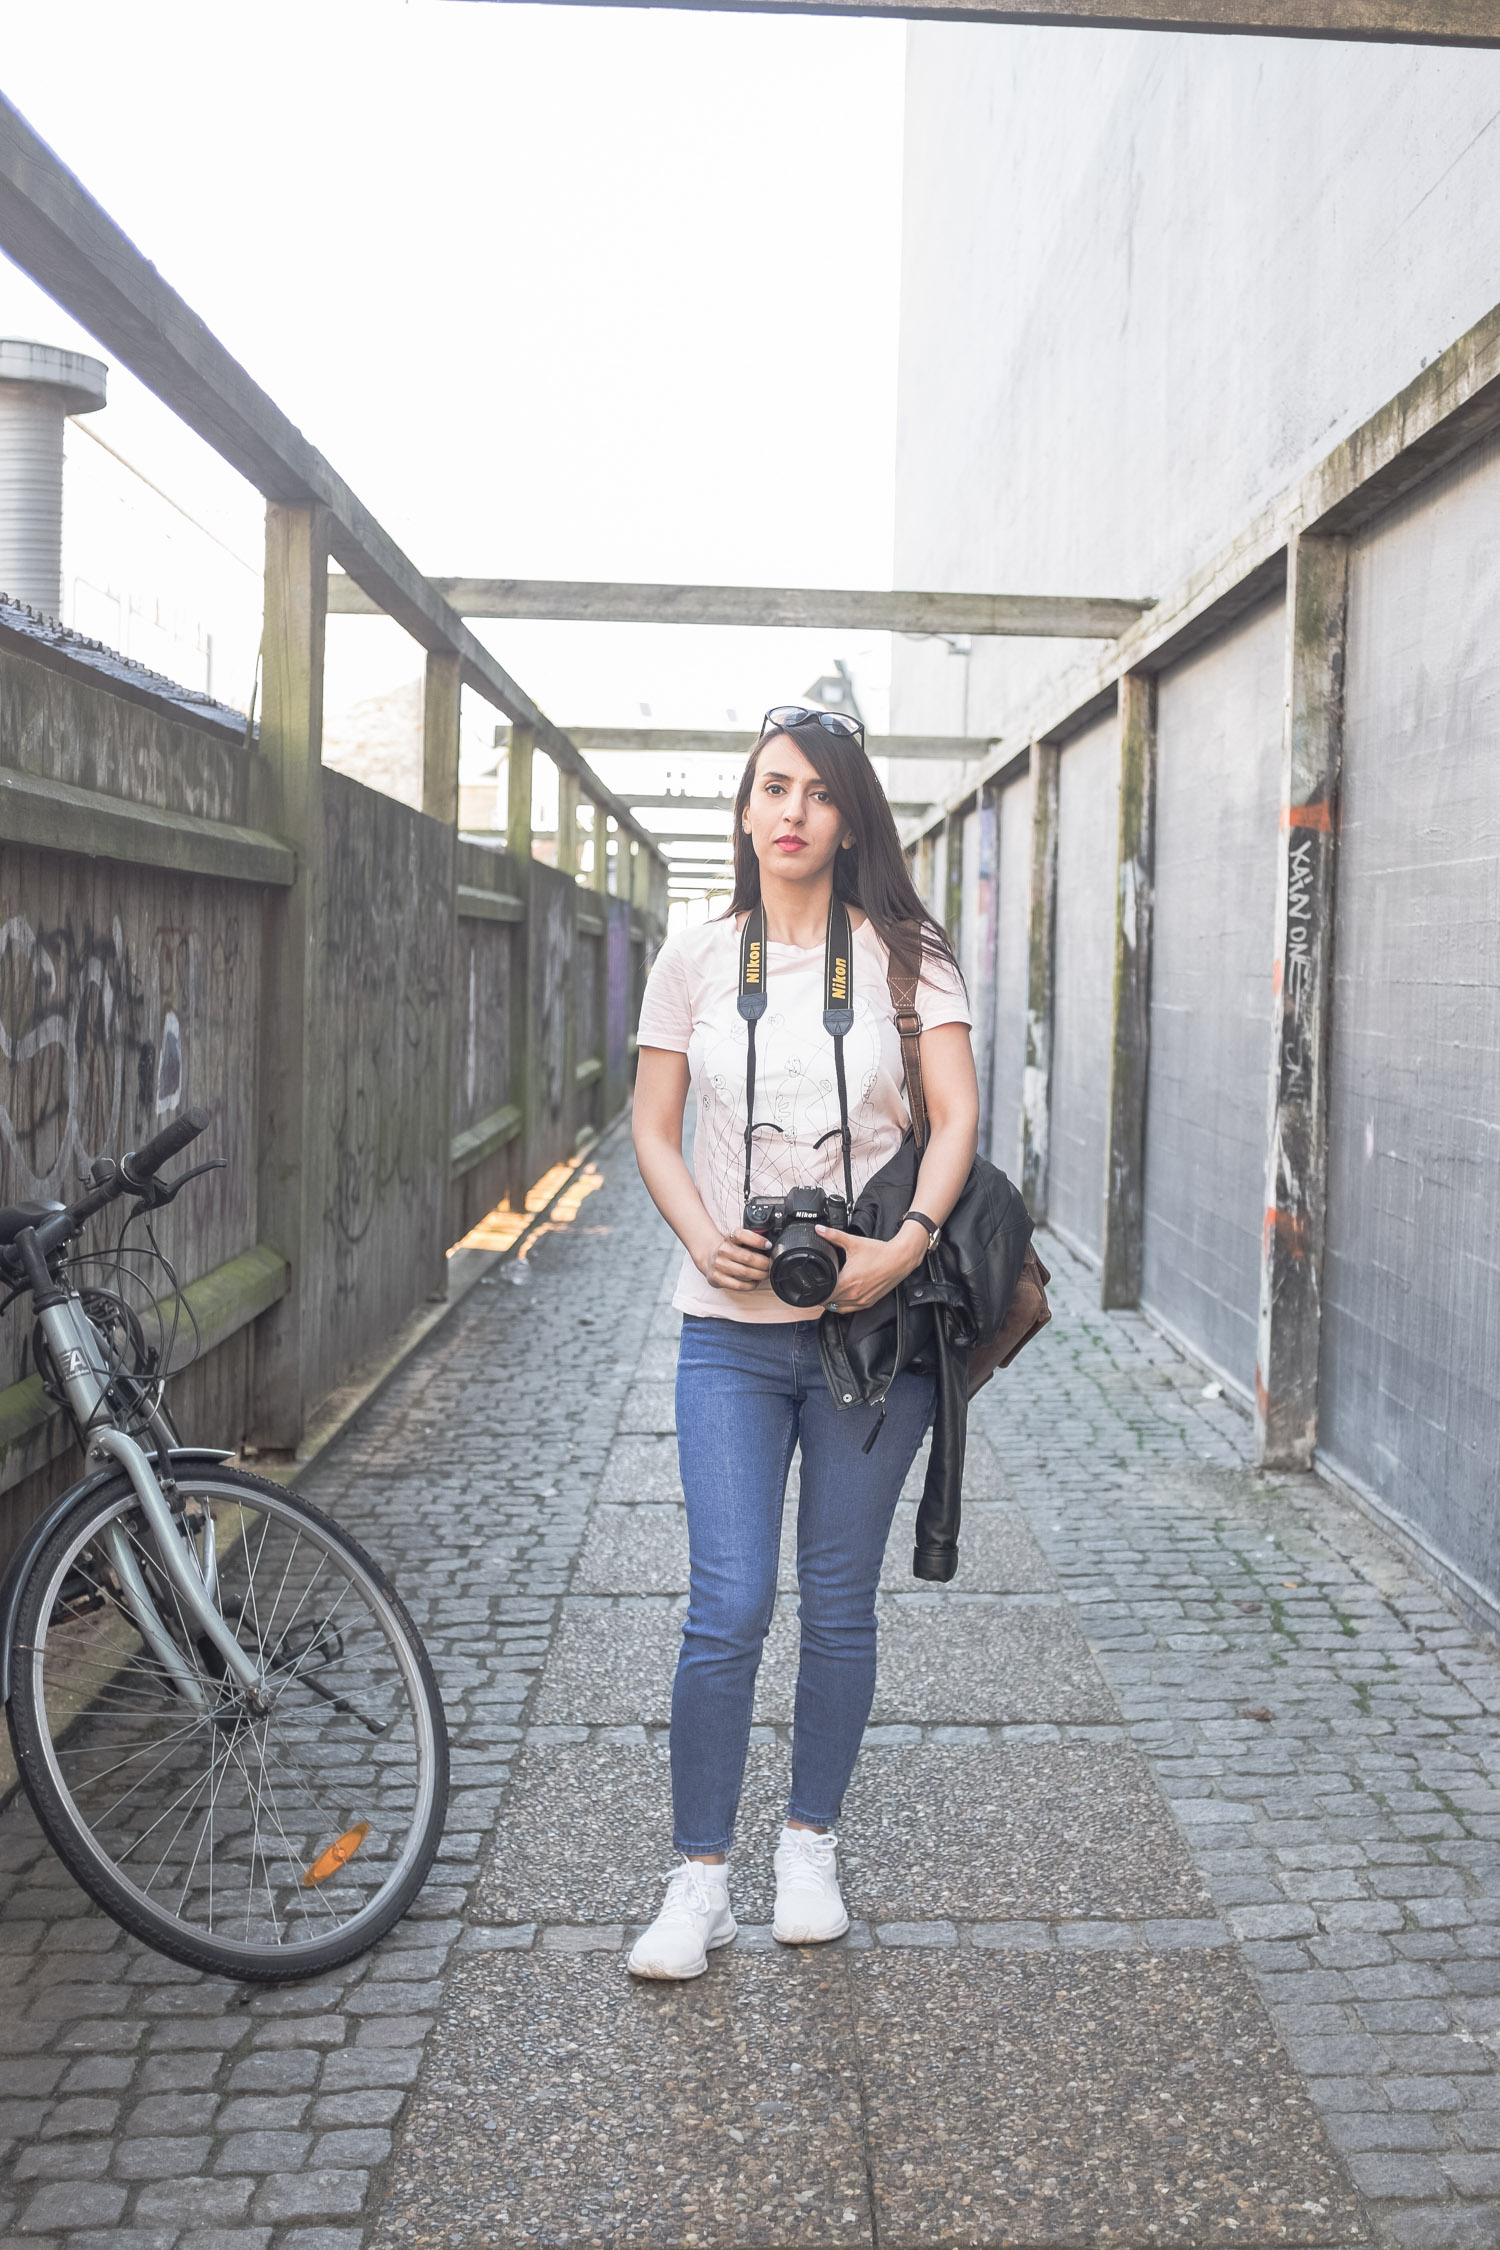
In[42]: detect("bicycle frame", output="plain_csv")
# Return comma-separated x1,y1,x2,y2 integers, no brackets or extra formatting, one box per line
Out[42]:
32,1291,266,1708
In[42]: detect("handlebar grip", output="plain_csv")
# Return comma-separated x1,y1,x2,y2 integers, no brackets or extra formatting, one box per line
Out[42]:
123,1106,210,1183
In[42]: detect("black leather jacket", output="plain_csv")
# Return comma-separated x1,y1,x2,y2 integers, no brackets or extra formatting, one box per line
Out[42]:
817,1133,1034,1582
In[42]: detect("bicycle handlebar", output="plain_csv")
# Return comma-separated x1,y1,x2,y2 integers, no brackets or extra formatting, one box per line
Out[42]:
15,1110,214,1266
121,1108,210,1188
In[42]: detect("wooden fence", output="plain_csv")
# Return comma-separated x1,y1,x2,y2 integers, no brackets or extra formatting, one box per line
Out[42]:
0,598,657,1569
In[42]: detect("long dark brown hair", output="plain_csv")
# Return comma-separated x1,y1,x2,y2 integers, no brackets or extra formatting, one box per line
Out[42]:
726,720,960,975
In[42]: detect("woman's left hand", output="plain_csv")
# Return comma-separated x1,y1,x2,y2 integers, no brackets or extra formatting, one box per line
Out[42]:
814,1223,928,1315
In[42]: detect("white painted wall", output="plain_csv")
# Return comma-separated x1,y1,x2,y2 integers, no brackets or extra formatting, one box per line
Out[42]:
891,28,1500,740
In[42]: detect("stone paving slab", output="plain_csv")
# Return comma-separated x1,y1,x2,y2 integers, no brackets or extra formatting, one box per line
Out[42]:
597,1433,682,1505
853,1945,1367,2244
476,1738,1208,1927
371,1948,871,2249
531,1595,1114,1727
617,1381,678,1434
573,1500,1056,1596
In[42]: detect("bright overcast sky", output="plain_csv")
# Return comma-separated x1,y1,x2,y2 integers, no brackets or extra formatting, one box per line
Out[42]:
0,0,907,730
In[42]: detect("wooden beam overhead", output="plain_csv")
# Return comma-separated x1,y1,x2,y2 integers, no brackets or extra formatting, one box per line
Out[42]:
328,575,1151,639
494,726,996,763
624,792,933,815
0,92,662,868
448,0,1500,45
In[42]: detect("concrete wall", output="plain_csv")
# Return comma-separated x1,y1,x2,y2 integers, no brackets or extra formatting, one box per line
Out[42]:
1140,598,1284,1394
892,33,1500,742
1319,435,1500,1587
1048,711,1117,1259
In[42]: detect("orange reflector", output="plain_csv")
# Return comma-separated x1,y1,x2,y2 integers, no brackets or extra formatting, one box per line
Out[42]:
302,1821,371,1888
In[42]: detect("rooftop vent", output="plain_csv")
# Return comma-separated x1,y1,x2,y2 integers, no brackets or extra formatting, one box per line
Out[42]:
0,339,107,618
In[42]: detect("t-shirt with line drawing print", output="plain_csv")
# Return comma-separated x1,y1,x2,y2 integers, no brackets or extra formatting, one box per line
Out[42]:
636,912,971,1323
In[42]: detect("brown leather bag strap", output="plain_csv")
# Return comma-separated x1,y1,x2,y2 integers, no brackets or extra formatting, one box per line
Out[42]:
885,921,929,1150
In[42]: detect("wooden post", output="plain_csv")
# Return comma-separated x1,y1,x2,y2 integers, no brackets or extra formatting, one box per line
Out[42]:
1255,531,1349,1469
944,808,965,943
1100,671,1158,1308
591,805,609,895
1021,741,1060,1220
556,770,580,876
507,721,534,858
422,650,461,826
422,650,461,1293
249,502,329,1451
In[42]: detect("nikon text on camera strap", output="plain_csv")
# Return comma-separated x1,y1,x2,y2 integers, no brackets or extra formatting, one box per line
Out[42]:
736,896,856,1208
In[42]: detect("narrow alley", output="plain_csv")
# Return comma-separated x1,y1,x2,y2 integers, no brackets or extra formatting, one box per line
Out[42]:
3,1116,1499,2250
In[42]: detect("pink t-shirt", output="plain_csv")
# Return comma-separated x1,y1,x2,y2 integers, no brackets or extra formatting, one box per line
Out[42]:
637,913,971,1323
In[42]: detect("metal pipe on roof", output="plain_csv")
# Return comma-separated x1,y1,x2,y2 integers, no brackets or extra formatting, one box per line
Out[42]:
0,340,106,617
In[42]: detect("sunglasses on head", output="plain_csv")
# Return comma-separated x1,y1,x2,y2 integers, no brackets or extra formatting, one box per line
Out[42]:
759,705,865,744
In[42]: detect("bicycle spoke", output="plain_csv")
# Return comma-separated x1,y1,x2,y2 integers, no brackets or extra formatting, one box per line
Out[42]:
17,1473,442,1972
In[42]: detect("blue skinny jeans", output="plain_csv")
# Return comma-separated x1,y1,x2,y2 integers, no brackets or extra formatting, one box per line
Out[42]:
670,1313,934,1856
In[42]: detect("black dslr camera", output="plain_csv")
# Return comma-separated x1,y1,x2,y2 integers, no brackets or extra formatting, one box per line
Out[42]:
744,1185,850,1309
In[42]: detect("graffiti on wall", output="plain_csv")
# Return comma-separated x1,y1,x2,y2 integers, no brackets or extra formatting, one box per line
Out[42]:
0,909,237,1202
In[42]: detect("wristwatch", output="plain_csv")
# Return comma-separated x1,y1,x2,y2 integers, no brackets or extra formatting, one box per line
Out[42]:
902,1208,941,1251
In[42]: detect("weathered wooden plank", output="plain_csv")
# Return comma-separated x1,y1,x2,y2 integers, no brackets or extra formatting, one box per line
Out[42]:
493,727,993,764
453,0,1500,38
329,577,1150,638
1100,673,1158,1310
450,1101,522,1178
1021,743,1059,1220
624,790,931,816
249,502,327,1451
457,883,524,923
556,770,580,877
0,615,252,792
423,650,462,827
307,773,454,1397
1255,534,1349,1470
576,906,607,938
0,764,292,885
422,650,461,1299
507,723,534,859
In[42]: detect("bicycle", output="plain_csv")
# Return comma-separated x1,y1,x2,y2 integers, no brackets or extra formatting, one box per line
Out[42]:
0,1109,449,1981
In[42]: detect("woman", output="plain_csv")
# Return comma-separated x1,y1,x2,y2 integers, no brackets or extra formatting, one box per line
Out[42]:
629,705,979,1979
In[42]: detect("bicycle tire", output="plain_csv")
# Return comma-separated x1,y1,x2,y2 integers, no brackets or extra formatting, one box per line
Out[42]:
7,1466,448,1981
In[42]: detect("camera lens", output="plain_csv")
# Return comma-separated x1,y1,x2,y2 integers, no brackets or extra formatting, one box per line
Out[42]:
769,1223,843,1308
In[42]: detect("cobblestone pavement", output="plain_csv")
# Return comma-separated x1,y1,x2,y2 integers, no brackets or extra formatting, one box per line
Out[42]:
2,1123,1498,2248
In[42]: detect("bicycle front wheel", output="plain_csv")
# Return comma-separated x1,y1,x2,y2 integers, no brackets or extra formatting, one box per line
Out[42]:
7,1466,448,1980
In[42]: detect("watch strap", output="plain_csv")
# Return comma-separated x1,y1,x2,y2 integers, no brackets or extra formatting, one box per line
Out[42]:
902,1208,941,1246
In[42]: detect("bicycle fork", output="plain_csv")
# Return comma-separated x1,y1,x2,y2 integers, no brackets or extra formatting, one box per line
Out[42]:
36,1295,267,1714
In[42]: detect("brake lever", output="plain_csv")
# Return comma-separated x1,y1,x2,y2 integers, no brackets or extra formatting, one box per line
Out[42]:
127,1155,227,1215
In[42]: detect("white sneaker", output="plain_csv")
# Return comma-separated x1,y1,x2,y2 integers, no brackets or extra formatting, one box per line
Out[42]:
627,1861,737,1980
773,1824,849,1945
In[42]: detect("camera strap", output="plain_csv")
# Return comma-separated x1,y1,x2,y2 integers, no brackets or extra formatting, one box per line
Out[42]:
737,895,855,1208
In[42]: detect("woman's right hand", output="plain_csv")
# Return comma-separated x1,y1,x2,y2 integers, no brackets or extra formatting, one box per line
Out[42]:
698,1227,773,1293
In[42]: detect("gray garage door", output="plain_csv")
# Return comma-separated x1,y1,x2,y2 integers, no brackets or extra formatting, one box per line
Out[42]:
1140,598,1284,1393
1320,436,1500,1593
